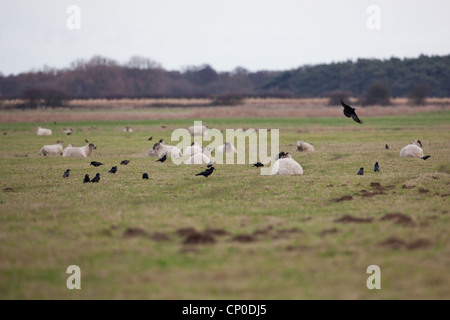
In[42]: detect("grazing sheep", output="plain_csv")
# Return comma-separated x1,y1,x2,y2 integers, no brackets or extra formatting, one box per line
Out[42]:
186,153,211,165
146,147,158,157
296,140,314,152
400,140,424,158
37,127,52,136
152,142,182,158
63,143,97,158
183,142,203,156
217,142,237,153
188,125,207,136
123,126,133,132
63,128,73,135
271,152,303,176
39,141,64,156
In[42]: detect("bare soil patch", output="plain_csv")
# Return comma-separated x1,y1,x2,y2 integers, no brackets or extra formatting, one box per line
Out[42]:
123,227,148,238
332,195,353,202
232,234,256,243
182,232,216,245
380,213,414,226
334,215,373,223
150,232,171,242
320,228,339,236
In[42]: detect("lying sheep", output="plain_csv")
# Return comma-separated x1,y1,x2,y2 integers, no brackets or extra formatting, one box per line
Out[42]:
186,153,211,165
37,127,52,136
152,142,182,158
146,148,158,157
39,141,64,156
296,140,314,152
271,152,303,176
188,125,207,136
183,142,203,156
400,140,424,158
62,143,97,158
217,142,237,153
62,144,73,157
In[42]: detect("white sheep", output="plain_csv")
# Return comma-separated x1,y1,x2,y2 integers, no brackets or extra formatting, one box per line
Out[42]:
186,153,211,165
296,140,314,152
152,142,182,158
400,140,424,158
188,125,207,136
39,141,64,156
271,152,303,176
62,144,73,157
37,127,52,136
62,143,97,158
146,147,158,157
123,126,133,132
183,142,203,156
217,142,237,153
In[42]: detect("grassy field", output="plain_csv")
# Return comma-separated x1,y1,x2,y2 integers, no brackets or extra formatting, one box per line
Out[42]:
0,111,449,299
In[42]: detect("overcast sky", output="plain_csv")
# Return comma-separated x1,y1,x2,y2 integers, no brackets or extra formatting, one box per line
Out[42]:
1,0,449,75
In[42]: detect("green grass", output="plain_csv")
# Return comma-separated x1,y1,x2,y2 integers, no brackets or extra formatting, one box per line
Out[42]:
0,111,449,299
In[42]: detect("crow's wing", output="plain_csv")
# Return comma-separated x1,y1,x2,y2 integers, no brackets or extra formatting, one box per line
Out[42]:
351,113,363,124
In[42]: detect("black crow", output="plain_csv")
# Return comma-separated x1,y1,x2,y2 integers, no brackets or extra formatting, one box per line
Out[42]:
148,136,153,141
374,162,380,172
90,161,103,167
91,173,100,183
161,125,166,128
120,160,130,165
85,139,89,143
207,161,214,168
142,173,149,180
196,167,215,178
253,162,264,167
357,167,364,175
108,166,117,174
421,155,431,160
156,155,167,163
83,174,90,183
63,169,71,178
385,144,389,150
341,101,363,124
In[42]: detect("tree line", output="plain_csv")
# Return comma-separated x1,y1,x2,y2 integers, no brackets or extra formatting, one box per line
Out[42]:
0,54,449,107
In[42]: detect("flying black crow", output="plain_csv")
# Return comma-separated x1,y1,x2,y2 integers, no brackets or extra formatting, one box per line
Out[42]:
196,167,215,178
120,160,130,165
83,174,90,183
91,173,100,183
156,155,167,163
63,169,71,178
142,173,149,180
421,155,431,160
90,161,103,167
148,136,153,141
341,101,363,124
357,168,364,175
385,144,389,150
374,162,380,172
253,162,264,167
108,166,117,174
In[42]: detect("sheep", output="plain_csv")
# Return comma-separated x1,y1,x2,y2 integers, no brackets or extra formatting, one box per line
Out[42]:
152,142,182,158
296,140,314,152
183,142,203,156
37,127,52,136
217,142,237,153
123,126,133,132
62,144,73,157
62,143,97,158
186,153,211,165
63,128,73,135
39,141,64,156
146,147,158,157
271,152,303,176
188,125,207,136
400,139,424,158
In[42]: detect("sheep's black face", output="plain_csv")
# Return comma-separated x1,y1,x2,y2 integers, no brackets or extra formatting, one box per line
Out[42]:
417,140,422,147
89,143,97,149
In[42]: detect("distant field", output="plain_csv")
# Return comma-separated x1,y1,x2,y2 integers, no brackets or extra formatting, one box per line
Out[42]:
1,97,449,123
0,111,449,299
